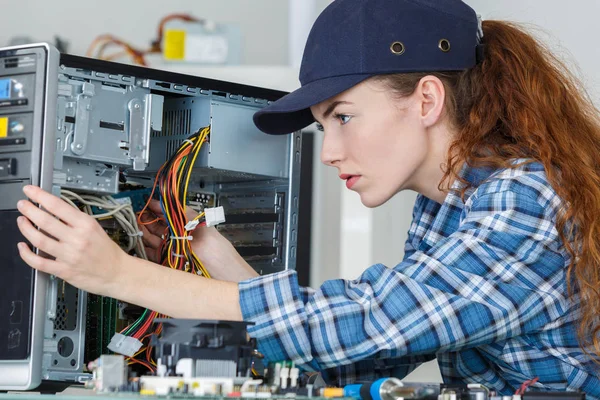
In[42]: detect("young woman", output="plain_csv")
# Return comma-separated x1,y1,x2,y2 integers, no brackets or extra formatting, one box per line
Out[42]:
16,0,600,396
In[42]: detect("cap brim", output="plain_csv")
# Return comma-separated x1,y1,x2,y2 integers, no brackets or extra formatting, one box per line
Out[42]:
253,74,373,135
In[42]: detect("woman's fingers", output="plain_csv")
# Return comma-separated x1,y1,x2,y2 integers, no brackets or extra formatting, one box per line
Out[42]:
144,246,164,264
139,207,159,223
143,218,167,238
16,216,62,258
140,224,163,249
148,199,163,215
17,242,64,276
16,199,71,240
185,206,199,221
14,186,128,297
22,186,81,227
144,245,157,263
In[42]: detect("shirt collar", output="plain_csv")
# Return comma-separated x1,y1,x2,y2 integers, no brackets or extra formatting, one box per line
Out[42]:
452,161,497,194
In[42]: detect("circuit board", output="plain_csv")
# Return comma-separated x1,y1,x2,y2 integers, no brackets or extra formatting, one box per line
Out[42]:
0,393,347,400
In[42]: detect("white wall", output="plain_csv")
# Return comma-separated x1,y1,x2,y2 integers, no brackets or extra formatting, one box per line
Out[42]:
0,0,331,65
463,0,600,106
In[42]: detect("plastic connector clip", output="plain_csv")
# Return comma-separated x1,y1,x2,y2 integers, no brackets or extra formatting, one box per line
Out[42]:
205,206,226,227
184,219,200,231
107,333,143,357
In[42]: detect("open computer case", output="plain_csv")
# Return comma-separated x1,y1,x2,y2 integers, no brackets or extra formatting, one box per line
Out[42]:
0,43,307,390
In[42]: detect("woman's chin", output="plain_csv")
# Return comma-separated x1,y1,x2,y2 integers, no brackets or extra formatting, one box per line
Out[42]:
358,191,387,208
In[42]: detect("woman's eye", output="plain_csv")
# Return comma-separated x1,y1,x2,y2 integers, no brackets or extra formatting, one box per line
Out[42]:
336,114,352,125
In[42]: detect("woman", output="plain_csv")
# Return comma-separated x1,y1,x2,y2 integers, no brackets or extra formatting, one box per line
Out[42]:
16,0,600,396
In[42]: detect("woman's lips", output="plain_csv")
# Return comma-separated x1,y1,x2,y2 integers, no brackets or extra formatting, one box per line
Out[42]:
340,174,361,189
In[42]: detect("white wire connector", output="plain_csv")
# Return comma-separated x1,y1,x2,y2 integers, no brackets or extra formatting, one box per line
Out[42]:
170,235,194,240
107,333,143,357
183,139,195,146
205,206,226,227
184,219,201,231
290,367,300,388
241,379,263,397
279,367,290,389
127,231,143,237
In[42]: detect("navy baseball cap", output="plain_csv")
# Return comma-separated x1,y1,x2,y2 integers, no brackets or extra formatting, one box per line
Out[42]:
253,0,482,135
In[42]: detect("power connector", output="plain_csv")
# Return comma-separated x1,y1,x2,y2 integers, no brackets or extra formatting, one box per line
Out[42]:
205,206,225,227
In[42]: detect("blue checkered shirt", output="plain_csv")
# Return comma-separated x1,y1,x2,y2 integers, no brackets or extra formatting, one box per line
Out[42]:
239,161,600,398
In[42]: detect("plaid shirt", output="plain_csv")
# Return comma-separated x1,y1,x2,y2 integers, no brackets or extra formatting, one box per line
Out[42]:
239,161,600,398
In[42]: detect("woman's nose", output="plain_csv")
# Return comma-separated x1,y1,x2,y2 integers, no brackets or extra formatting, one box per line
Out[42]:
320,131,344,166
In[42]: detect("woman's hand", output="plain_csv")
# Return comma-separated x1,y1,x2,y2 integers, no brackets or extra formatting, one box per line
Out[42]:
16,185,128,296
140,200,259,282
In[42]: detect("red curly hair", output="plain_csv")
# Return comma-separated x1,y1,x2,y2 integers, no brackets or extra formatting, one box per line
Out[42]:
379,21,600,359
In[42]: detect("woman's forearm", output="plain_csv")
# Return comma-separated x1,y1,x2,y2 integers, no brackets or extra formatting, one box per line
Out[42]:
106,254,244,320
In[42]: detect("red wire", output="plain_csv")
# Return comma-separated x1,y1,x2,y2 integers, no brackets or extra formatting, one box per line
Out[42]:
516,377,539,395
129,357,154,372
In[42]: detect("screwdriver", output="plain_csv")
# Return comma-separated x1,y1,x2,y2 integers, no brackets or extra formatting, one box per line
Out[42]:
323,378,439,400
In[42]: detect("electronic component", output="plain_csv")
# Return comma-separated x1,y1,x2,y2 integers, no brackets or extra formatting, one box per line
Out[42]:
151,319,254,378
81,332,589,400
205,206,226,227
0,43,302,391
107,333,143,357
84,319,331,399
162,18,241,65
216,191,287,272
0,78,11,99
187,191,217,211
0,157,16,177
88,355,127,392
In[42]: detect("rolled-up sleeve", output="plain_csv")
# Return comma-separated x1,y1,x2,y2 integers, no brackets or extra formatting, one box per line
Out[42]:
239,189,568,379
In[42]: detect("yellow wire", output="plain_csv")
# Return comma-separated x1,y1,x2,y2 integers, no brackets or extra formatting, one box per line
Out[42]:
184,128,208,203
183,129,209,276
161,136,195,238
160,127,212,275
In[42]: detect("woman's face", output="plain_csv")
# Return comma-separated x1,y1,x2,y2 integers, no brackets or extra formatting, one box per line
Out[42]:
311,78,449,207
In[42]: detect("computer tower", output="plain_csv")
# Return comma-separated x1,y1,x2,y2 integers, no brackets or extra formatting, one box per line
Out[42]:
0,43,304,390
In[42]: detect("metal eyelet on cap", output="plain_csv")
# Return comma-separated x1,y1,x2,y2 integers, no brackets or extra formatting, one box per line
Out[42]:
438,39,451,52
390,41,405,55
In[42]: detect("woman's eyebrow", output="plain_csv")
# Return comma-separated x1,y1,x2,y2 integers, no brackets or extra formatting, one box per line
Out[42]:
321,101,353,120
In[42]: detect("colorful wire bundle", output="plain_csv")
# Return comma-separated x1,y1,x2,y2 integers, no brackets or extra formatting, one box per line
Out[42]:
118,126,211,371
149,125,210,276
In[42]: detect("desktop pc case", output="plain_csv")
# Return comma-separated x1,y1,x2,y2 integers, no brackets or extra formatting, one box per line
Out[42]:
0,43,305,390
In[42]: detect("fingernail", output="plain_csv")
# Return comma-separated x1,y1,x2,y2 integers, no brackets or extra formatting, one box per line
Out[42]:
23,185,32,194
16,216,23,224
16,200,24,210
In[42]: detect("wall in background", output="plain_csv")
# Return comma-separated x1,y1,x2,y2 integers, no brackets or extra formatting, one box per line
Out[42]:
464,0,600,106
0,0,331,65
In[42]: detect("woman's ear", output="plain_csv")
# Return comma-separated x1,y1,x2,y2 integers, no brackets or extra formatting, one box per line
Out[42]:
416,75,446,128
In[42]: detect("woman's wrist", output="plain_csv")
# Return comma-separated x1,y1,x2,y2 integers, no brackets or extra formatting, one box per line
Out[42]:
102,250,133,299
191,228,259,282
101,254,243,320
